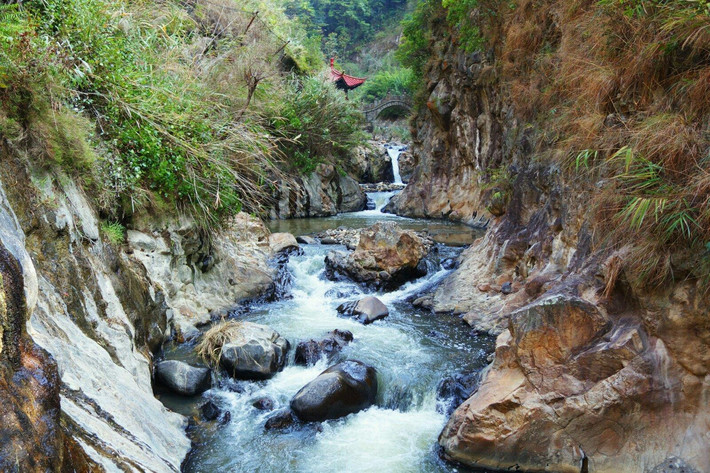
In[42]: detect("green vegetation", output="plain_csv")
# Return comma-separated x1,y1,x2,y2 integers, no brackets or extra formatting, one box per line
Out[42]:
285,0,408,56
0,0,364,226
265,75,365,174
496,0,710,286
355,68,414,103
101,221,126,245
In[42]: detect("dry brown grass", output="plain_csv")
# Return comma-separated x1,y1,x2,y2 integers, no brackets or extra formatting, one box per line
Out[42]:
491,0,710,287
196,320,246,366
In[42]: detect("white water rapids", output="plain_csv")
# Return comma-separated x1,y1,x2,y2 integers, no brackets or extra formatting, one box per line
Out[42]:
161,163,492,473
170,240,492,473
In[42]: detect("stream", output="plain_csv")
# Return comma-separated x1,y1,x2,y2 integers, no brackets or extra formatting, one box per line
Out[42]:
159,147,495,473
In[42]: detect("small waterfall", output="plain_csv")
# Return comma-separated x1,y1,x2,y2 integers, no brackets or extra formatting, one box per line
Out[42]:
386,146,404,185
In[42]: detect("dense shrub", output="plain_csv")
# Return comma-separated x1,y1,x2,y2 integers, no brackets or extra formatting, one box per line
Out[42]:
264,75,365,174
355,67,414,103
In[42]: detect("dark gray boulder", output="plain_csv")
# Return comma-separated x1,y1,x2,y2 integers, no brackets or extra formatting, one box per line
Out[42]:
290,360,378,422
294,329,354,366
252,397,275,411
220,322,290,380
337,296,389,324
200,400,221,421
264,409,297,430
154,360,211,396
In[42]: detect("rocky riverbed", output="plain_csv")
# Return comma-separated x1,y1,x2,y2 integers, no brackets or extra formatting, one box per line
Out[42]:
155,221,495,473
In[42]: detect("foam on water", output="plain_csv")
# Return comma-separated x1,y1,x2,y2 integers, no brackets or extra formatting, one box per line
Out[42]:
180,240,493,473
387,145,405,185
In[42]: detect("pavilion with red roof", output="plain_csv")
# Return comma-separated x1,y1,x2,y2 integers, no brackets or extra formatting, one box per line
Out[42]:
329,58,367,92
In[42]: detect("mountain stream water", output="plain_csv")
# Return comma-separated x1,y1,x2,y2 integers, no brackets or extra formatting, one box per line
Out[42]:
159,147,494,473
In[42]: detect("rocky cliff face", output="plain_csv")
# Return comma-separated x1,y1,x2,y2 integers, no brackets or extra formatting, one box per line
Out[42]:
393,13,709,473
0,185,63,472
0,151,277,471
384,45,501,225
270,163,367,219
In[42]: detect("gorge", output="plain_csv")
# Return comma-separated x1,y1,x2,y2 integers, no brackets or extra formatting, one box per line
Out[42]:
0,0,708,472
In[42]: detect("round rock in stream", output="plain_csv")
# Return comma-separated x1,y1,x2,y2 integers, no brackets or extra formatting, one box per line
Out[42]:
219,322,290,380
294,329,354,366
154,360,211,396
336,296,389,325
290,360,378,422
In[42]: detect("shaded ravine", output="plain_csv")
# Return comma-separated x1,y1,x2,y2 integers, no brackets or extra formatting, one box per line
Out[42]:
158,183,494,473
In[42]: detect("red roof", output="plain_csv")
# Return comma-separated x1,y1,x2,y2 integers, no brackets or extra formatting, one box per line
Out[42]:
329,58,366,90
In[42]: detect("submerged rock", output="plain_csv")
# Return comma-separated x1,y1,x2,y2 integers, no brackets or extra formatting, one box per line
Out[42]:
252,397,275,411
294,329,354,366
154,360,211,396
200,401,221,421
264,409,297,430
324,222,428,290
219,322,290,380
290,360,377,422
336,296,389,325
436,372,480,415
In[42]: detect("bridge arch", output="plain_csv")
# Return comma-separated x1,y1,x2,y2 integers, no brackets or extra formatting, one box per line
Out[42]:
362,95,413,122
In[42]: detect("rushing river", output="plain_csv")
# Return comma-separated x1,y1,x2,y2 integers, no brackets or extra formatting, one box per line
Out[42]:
159,155,494,473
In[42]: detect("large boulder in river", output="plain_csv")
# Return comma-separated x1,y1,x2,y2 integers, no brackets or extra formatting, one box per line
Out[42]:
294,329,354,366
154,360,211,396
290,360,378,422
337,296,389,324
216,322,290,380
324,222,428,290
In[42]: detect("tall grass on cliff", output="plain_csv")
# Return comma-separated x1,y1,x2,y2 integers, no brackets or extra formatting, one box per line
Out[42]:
0,0,334,225
262,74,366,174
399,0,710,287
501,0,710,287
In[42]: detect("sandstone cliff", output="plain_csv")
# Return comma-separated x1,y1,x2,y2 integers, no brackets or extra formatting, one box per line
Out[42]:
392,3,710,472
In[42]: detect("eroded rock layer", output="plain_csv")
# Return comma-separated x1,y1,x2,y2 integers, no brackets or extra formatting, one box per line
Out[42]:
389,8,710,473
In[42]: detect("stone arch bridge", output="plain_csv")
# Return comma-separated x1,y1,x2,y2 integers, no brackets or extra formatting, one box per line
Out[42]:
362,94,413,122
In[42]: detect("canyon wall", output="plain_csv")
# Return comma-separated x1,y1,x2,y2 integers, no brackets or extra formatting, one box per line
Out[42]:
392,9,710,473
0,150,277,471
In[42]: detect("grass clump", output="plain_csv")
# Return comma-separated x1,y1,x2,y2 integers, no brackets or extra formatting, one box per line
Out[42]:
101,221,125,245
0,0,345,227
196,320,246,366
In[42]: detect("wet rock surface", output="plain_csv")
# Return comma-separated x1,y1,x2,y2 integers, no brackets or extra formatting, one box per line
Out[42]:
360,182,406,192
154,360,211,396
290,360,378,422
269,164,366,219
337,296,389,325
220,322,290,380
264,409,297,430
347,143,395,184
324,222,428,290
294,329,354,366
252,397,275,411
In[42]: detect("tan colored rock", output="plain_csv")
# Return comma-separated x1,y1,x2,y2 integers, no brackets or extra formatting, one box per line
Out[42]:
355,222,427,273
128,213,274,334
324,222,428,290
439,292,710,473
337,296,389,324
268,232,299,254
